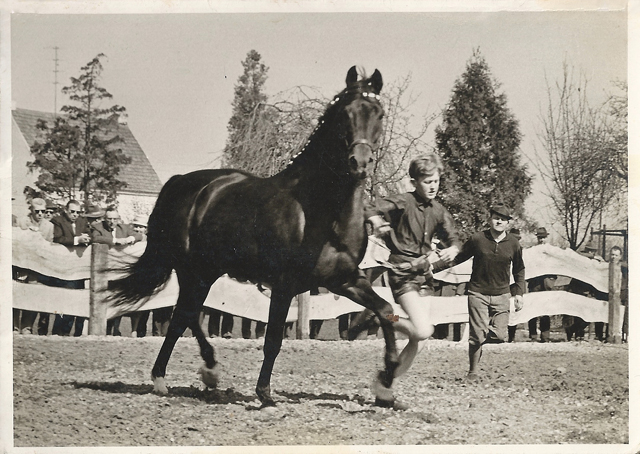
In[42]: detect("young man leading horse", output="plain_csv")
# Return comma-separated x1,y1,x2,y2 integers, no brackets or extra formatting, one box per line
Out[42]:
363,153,462,408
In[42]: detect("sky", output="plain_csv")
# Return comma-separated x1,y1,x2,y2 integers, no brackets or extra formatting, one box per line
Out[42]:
6,5,628,232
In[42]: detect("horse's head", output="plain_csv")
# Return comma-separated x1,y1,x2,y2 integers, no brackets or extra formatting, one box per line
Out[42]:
337,66,384,180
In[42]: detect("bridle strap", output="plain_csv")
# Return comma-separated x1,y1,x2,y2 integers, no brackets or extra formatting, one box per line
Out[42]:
348,138,375,152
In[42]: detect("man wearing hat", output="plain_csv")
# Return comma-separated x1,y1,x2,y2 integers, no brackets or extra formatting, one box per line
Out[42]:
83,204,106,230
527,226,556,342
14,198,55,334
453,203,525,381
44,199,58,221
536,227,549,244
130,214,148,241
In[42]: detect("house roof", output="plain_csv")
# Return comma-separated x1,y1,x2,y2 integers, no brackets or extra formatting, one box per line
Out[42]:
12,108,162,195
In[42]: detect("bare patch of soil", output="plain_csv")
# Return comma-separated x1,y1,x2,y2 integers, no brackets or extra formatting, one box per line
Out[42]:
13,332,628,448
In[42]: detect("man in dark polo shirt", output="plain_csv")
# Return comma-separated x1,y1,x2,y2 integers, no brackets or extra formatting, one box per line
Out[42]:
453,203,525,381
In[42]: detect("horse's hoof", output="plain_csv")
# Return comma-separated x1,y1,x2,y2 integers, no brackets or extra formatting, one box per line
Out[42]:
198,363,220,388
374,397,409,411
152,376,168,395
260,405,278,415
371,370,394,401
260,401,277,413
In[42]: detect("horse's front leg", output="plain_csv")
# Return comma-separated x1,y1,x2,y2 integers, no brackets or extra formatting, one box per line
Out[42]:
328,271,400,389
255,287,294,408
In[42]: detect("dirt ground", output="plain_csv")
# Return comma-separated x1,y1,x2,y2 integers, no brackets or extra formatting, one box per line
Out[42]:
13,319,629,450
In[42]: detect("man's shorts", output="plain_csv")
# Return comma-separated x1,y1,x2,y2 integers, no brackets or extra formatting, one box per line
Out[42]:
388,255,434,299
467,291,510,346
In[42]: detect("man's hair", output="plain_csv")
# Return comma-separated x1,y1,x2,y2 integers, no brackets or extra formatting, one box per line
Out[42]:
611,246,622,254
66,200,80,209
409,153,444,179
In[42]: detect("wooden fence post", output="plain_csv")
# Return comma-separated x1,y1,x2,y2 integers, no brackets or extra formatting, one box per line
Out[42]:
296,291,310,340
607,253,622,344
89,243,109,335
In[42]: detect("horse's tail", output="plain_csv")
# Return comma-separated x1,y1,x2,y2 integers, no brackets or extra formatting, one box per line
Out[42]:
108,176,181,308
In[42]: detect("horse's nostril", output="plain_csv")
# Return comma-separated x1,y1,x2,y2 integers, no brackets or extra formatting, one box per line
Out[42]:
349,156,359,169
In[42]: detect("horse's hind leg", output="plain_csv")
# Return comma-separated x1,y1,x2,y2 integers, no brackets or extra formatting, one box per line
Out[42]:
256,287,294,408
151,272,212,394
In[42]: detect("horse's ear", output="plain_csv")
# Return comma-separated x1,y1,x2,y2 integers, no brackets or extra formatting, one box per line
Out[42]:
346,66,358,87
370,69,383,94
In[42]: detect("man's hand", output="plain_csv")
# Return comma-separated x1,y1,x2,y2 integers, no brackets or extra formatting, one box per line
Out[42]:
514,295,524,312
368,215,391,237
76,234,91,245
437,245,460,264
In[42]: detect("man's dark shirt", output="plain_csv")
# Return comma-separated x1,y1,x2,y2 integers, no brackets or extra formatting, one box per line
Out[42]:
365,191,461,261
454,229,526,296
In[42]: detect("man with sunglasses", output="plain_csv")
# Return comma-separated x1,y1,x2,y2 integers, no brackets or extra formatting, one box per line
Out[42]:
14,198,55,334
51,200,92,246
50,200,92,336
16,197,54,241
44,199,58,221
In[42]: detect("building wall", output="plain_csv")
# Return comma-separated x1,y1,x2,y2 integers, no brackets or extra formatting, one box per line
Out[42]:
116,193,158,224
12,118,37,219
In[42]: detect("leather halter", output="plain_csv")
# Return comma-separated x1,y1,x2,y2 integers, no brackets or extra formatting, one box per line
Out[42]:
348,138,375,152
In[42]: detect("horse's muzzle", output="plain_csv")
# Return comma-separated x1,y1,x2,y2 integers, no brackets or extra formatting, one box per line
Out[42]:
348,139,375,178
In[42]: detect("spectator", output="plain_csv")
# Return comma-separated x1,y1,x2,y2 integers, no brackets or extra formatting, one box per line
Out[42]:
44,199,58,221
91,207,143,247
363,153,462,409
200,307,234,338
610,246,629,342
527,227,556,343
51,200,92,247
564,240,605,341
50,200,92,336
92,207,144,336
153,306,173,337
128,214,150,337
242,318,267,339
452,203,525,382
14,198,54,335
84,204,106,231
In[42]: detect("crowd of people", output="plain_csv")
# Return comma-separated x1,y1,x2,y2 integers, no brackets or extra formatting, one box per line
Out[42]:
12,197,172,337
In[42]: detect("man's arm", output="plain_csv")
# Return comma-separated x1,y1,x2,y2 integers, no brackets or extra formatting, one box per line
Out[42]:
435,206,462,263
91,225,114,246
511,243,526,312
452,235,475,267
365,193,408,237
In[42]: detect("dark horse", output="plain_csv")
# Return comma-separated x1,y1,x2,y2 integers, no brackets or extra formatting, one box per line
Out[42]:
109,67,400,408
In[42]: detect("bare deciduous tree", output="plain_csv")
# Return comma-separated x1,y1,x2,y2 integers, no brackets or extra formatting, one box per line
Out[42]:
536,63,626,250
367,73,435,199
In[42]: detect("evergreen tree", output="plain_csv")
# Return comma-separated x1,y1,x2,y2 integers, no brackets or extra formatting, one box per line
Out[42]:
222,50,280,176
28,53,130,206
435,49,532,237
